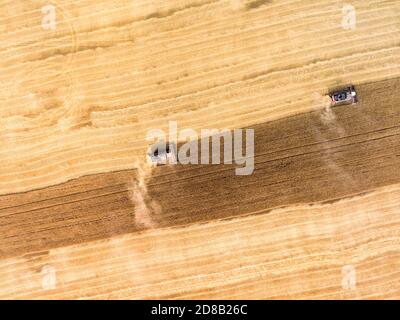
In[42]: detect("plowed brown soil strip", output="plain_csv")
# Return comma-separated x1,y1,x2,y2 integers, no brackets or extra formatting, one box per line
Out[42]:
1,78,399,260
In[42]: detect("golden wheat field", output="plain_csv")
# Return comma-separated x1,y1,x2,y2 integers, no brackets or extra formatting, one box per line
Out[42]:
0,0,400,300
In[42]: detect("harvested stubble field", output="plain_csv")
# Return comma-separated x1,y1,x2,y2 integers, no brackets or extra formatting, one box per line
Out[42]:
0,0,399,299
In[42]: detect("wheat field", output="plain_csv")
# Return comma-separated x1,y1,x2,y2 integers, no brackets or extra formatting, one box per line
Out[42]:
0,0,399,299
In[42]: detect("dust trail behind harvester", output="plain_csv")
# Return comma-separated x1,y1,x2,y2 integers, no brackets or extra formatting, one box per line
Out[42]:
127,157,161,229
